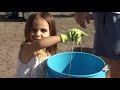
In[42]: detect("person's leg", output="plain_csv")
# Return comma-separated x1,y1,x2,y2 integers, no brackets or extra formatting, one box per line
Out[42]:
5,12,12,18
94,12,120,59
12,12,18,19
101,57,111,78
23,12,32,20
110,60,120,78
101,57,120,78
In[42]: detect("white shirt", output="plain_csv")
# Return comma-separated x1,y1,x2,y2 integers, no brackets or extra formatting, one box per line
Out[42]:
16,56,50,78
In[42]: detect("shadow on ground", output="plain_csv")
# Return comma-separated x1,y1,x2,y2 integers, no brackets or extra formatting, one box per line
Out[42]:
53,13,94,20
0,13,94,22
73,47,94,54
0,15,25,22
53,13,74,18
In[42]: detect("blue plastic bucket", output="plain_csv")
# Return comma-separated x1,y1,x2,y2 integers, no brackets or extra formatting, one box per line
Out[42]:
47,52,108,78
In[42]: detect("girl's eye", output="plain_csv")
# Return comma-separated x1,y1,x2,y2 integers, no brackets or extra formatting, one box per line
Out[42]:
41,29,47,32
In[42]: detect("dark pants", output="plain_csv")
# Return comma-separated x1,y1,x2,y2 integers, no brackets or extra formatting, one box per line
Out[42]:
93,12,120,60
93,12,120,78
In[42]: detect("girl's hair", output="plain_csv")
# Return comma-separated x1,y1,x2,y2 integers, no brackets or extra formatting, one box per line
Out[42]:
24,12,57,55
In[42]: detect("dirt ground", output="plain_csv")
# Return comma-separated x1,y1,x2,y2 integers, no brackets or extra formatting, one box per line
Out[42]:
0,12,95,78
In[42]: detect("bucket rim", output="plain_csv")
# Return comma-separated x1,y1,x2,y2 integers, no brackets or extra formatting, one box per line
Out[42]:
47,65,105,78
47,52,106,78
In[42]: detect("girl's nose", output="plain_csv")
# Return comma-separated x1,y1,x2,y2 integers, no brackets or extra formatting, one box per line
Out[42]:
36,30,41,36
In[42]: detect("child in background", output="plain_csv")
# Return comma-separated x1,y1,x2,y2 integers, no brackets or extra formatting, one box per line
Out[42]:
16,12,87,78
5,12,18,19
23,12,33,20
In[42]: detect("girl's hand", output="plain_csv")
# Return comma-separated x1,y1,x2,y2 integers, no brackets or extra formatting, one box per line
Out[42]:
60,28,87,44
68,28,88,44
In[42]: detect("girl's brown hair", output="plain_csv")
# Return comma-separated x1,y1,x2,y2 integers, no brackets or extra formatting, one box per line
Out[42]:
24,12,57,55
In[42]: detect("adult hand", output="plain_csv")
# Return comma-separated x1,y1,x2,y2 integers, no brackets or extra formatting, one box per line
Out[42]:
75,12,90,29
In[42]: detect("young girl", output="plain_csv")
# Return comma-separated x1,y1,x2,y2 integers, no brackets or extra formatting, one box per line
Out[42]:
16,12,87,78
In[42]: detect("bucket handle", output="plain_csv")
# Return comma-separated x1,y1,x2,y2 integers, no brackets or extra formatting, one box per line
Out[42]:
102,64,110,72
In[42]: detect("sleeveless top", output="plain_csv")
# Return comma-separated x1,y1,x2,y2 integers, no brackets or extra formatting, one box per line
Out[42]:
16,56,50,78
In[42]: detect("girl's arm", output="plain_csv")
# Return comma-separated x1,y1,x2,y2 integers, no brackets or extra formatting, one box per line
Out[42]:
19,36,61,64
34,36,61,50
19,29,85,64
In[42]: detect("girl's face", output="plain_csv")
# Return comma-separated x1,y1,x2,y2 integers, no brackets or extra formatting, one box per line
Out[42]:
31,18,50,41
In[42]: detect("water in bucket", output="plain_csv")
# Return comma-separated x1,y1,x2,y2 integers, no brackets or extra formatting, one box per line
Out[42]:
47,52,109,78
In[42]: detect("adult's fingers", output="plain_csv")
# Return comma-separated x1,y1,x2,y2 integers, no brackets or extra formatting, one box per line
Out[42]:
77,19,86,29
81,31,88,36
